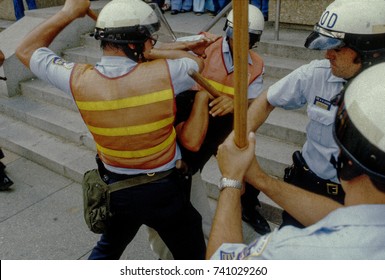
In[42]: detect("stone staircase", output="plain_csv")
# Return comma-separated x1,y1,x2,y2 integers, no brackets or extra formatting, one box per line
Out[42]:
0,10,324,224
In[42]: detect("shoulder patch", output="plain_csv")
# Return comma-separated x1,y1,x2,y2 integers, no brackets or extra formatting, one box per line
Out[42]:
219,250,236,260
52,57,74,70
238,234,272,259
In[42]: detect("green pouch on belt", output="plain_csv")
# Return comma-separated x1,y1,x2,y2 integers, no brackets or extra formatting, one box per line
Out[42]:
82,168,174,234
82,169,111,234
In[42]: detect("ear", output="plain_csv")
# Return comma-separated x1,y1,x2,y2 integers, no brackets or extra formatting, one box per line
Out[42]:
128,43,136,50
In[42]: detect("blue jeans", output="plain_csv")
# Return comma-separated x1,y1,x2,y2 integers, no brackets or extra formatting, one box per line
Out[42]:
250,0,269,17
171,0,193,11
88,172,205,260
13,0,37,20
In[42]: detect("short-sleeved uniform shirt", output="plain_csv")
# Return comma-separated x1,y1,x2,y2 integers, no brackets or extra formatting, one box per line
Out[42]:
211,204,385,259
30,47,199,175
267,59,345,183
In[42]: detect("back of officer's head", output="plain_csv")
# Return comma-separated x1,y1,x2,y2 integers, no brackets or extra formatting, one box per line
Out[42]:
224,4,264,49
333,62,385,192
93,0,160,61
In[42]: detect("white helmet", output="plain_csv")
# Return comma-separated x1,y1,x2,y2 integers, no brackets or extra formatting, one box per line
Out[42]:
94,0,160,44
333,62,385,187
225,4,264,48
305,0,385,62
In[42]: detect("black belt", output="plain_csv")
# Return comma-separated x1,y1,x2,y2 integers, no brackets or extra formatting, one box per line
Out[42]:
284,151,345,203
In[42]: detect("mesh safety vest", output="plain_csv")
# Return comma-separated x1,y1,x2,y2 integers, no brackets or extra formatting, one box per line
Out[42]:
195,35,264,96
71,60,177,169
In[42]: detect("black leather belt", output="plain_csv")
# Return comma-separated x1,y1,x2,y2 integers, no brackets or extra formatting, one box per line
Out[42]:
284,151,345,203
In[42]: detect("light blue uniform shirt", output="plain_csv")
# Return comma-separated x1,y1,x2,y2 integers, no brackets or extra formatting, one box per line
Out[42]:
221,38,264,99
212,204,385,259
30,47,199,175
267,59,345,182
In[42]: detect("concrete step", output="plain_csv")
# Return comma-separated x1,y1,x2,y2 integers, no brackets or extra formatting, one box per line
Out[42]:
0,113,96,183
0,94,95,151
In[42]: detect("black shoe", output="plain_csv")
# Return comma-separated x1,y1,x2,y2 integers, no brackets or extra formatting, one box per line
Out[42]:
0,173,13,191
171,10,179,15
242,208,271,235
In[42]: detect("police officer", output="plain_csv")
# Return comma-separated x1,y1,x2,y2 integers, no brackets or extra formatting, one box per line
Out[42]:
247,0,385,228
146,4,269,260
0,50,13,192
16,0,207,259
208,62,385,259
180,4,270,235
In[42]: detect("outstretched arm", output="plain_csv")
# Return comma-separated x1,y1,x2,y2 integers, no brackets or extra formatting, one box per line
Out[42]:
245,157,342,227
16,0,90,68
247,90,275,133
144,48,204,72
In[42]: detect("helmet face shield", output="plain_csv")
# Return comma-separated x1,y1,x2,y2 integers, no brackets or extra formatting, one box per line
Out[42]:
305,25,346,50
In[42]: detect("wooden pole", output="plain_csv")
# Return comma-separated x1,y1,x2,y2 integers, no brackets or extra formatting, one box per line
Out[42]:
87,9,98,21
188,69,222,99
232,1,249,148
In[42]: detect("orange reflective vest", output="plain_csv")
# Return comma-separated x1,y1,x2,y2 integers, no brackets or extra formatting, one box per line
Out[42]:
70,60,177,169
195,35,264,96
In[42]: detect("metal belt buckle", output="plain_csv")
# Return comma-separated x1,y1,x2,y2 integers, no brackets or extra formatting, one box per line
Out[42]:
326,183,339,195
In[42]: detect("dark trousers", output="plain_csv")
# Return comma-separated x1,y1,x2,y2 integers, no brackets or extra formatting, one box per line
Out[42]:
13,0,37,20
88,172,205,260
281,151,345,229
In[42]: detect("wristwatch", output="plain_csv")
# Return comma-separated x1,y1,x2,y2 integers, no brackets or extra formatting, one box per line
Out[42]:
218,177,242,191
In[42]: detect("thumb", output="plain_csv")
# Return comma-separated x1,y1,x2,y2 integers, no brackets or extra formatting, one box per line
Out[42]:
248,132,256,150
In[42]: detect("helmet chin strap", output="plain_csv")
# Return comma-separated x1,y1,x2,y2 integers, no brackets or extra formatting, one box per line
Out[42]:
122,43,146,62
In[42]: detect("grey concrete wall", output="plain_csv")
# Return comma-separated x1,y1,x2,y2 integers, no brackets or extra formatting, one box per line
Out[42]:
269,0,333,26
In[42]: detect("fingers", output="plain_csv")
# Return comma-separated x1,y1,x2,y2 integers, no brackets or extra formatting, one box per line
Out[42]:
209,96,234,116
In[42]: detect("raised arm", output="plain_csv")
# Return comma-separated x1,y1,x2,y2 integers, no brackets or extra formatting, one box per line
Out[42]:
144,48,204,72
247,90,275,133
16,0,90,68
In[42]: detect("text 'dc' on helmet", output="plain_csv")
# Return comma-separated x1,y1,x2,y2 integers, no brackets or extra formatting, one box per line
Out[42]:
305,0,385,52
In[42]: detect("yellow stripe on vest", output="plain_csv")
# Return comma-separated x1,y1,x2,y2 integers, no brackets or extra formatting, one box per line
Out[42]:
76,89,173,111
88,116,175,136
96,129,176,158
205,78,235,95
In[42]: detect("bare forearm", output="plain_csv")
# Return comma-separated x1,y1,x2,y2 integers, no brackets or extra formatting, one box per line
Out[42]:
16,0,89,68
247,90,275,133
246,160,342,226
176,91,210,152
206,189,243,259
